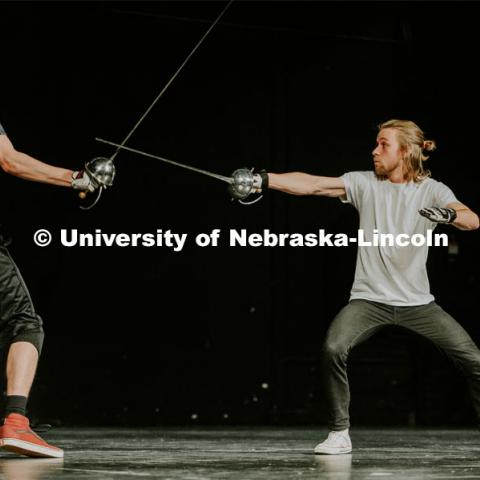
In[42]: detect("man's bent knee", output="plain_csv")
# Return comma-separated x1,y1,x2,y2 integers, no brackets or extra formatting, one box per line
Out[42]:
322,341,348,361
10,331,44,356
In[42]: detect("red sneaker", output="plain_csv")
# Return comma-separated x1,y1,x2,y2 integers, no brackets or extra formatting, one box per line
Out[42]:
0,413,63,458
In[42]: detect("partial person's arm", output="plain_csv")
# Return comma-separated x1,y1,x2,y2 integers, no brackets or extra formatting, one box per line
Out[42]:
0,133,96,191
419,202,479,231
0,134,73,186
267,172,346,198
447,202,479,231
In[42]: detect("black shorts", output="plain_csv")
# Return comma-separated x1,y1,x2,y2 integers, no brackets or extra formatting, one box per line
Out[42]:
0,238,44,354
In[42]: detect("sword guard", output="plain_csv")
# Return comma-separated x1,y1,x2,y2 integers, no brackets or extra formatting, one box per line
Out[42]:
85,156,116,188
228,168,264,205
80,186,104,211
239,194,263,205
77,156,116,209
228,168,256,200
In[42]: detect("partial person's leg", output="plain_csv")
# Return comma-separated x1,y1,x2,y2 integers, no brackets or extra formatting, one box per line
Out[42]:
1,341,40,423
398,302,480,425
315,300,393,455
0,244,44,415
6,341,39,407
322,299,392,431
0,245,63,458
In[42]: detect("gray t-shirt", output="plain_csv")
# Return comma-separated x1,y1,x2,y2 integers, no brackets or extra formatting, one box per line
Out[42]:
0,121,5,135
341,171,458,306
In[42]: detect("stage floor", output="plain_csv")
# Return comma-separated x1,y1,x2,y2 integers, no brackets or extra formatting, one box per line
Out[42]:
0,428,479,479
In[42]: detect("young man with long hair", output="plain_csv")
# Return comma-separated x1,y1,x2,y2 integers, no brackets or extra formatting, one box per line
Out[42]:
253,119,480,454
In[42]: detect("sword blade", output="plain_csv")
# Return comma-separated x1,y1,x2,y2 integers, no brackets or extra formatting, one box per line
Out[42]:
95,138,233,184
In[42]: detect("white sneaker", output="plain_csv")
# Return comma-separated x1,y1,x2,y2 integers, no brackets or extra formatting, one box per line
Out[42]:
314,429,352,455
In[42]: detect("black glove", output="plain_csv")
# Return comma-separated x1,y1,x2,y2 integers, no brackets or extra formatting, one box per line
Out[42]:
252,169,269,192
419,207,457,224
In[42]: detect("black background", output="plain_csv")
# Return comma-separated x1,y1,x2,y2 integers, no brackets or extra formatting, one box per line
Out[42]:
0,0,479,427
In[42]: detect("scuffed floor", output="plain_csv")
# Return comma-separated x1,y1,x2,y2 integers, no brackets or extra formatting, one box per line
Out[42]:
1,428,479,479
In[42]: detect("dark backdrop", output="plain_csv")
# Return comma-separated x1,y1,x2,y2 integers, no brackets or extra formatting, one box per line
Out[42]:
0,1,479,427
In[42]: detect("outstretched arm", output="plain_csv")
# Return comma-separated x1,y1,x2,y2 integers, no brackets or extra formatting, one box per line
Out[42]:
267,172,346,198
0,134,73,187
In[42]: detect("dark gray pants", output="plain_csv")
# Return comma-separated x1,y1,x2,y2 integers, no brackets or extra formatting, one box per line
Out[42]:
322,299,480,430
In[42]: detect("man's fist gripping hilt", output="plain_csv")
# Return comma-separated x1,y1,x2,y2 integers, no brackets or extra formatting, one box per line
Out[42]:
72,156,116,205
252,169,269,193
71,170,98,192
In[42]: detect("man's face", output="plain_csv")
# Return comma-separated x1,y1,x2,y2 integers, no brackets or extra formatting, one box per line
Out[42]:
372,128,404,176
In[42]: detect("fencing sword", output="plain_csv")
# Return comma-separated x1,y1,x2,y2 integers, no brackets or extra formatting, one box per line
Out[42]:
95,137,264,204
80,0,234,209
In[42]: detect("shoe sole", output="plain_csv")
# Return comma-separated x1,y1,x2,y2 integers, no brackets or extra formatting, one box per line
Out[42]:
314,446,352,455
0,438,64,458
